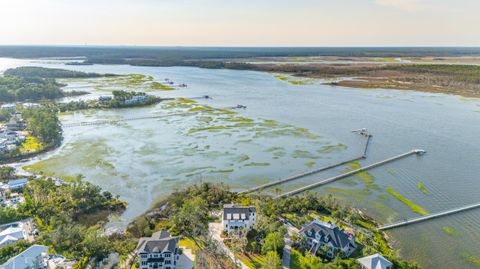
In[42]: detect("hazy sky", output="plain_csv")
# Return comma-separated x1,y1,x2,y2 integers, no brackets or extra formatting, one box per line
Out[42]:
0,0,478,46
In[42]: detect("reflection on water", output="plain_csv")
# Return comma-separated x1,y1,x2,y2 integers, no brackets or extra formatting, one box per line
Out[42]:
2,58,480,268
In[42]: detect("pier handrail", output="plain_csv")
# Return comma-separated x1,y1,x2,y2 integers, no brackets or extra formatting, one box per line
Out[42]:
240,132,372,194
276,149,425,198
379,202,480,230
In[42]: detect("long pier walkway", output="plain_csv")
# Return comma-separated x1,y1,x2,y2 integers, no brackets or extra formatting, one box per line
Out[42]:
62,104,243,128
239,131,372,194
379,202,480,230
276,149,426,198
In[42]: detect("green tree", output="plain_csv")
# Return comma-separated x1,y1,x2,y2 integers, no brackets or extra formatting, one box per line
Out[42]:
261,251,282,269
262,232,285,255
0,166,15,181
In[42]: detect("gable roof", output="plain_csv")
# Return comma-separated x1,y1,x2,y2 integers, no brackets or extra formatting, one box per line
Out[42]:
1,244,48,269
7,178,28,189
0,226,24,241
136,230,179,254
223,204,256,221
0,235,20,246
299,220,353,249
357,254,392,269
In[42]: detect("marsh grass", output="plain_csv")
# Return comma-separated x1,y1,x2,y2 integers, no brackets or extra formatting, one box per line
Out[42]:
418,182,428,195
386,187,428,215
461,252,480,267
442,226,459,237
346,161,375,185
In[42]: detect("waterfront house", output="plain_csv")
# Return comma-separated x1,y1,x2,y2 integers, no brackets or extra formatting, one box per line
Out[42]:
0,104,16,111
7,178,28,191
222,204,257,233
6,118,23,131
125,95,147,105
299,219,356,259
357,254,393,269
136,230,180,269
99,96,113,103
0,221,27,247
22,103,40,109
0,244,48,269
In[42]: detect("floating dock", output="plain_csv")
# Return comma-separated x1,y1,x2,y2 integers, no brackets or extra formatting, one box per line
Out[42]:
276,149,426,198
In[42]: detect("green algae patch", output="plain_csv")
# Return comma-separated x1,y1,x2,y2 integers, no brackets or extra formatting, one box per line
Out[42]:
325,187,373,200
244,162,270,167
235,154,250,163
461,252,480,267
317,143,348,154
188,125,232,133
386,187,428,215
274,74,288,81
418,182,428,195
346,161,375,185
292,150,320,159
265,146,286,158
442,226,459,237
387,169,397,176
23,139,117,181
210,169,234,173
151,82,175,91
305,160,315,168
273,73,315,85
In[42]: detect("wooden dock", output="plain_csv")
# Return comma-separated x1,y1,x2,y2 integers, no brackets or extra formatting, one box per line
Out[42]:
379,202,480,230
276,149,426,198
239,132,372,194
62,103,242,128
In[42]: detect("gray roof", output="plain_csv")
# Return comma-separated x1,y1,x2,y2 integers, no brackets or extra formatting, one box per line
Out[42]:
223,204,256,220
1,244,48,269
7,178,28,189
299,220,353,249
136,230,178,254
357,254,392,269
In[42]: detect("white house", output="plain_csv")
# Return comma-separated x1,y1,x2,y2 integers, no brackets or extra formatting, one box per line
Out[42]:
1,104,16,111
7,178,28,191
0,222,27,247
0,244,48,269
136,230,180,269
299,219,356,259
357,254,393,269
222,204,256,233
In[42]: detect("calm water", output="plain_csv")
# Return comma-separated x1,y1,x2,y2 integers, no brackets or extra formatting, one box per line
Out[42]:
1,58,480,268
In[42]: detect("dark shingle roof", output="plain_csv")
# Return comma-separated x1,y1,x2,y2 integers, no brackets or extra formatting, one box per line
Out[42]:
136,230,179,254
223,204,256,220
299,220,353,249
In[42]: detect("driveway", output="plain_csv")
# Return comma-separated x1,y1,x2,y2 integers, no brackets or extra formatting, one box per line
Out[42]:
209,222,250,269
281,219,299,269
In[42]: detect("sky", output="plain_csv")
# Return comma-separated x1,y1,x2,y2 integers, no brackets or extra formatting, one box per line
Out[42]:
0,0,479,46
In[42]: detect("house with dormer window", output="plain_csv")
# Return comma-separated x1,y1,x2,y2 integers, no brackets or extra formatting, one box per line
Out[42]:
299,219,356,259
222,204,256,233
136,230,180,269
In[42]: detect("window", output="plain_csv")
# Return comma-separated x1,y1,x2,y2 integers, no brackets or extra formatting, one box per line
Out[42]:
165,260,171,264
165,253,171,258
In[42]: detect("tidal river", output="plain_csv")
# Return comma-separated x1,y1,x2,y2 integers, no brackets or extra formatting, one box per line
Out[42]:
1,58,480,269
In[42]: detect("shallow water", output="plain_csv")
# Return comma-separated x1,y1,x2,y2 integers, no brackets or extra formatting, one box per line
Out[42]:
2,58,480,268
